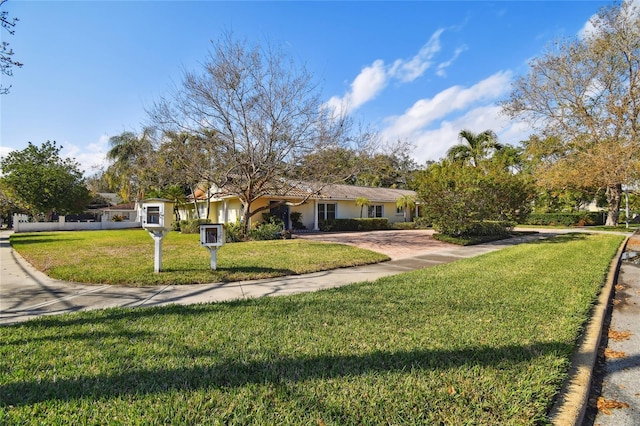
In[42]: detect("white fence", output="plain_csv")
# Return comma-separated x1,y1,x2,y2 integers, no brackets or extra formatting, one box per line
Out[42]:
12,214,142,233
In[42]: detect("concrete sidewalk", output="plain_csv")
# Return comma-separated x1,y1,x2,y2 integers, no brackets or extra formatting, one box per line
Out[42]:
1,230,540,325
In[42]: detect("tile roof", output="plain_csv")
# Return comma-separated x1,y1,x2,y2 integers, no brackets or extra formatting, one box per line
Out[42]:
316,184,416,202
100,202,137,211
194,181,416,202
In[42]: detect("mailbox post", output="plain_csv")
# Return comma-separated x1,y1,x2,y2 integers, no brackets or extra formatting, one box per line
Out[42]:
200,224,224,269
141,199,174,273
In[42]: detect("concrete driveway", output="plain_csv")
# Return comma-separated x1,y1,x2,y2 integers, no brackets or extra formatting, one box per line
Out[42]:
295,229,452,260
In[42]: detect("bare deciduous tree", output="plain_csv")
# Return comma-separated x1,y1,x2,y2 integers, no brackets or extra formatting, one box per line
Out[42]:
151,33,372,233
1,0,22,95
501,1,640,225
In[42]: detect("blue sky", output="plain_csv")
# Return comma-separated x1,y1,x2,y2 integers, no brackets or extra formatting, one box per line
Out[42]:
1,0,615,176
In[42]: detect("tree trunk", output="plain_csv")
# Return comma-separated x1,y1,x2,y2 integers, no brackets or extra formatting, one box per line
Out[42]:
605,184,622,226
241,201,252,236
205,187,211,220
189,186,199,219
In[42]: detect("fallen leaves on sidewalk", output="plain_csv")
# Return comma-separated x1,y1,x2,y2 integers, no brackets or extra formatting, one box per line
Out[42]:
608,329,632,341
604,348,627,359
597,397,629,415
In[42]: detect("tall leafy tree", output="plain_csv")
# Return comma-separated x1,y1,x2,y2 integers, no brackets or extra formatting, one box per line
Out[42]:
0,141,91,220
501,1,640,226
446,129,503,167
415,148,533,237
151,33,370,234
522,134,605,213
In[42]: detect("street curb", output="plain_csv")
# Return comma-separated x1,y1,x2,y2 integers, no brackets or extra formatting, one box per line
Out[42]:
549,234,630,426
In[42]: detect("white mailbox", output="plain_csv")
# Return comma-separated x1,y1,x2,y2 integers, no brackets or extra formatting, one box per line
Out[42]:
200,224,224,247
200,224,224,270
141,198,175,273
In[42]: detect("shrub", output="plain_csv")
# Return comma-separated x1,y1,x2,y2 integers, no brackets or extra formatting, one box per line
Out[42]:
290,212,306,230
249,221,285,241
224,221,246,242
359,218,389,230
523,212,604,226
392,221,416,230
179,219,211,234
413,216,432,229
415,160,534,237
465,221,514,236
318,218,390,232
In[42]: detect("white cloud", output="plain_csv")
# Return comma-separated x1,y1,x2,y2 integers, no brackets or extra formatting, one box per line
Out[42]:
579,0,640,39
0,145,15,161
390,29,444,83
325,59,388,116
325,28,457,116
436,45,468,77
408,105,527,164
61,134,110,176
381,70,513,143
376,70,529,164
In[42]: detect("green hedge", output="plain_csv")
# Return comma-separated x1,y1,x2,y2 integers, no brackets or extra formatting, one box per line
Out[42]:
523,212,604,226
392,222,417,230
175,219,212,234
318,218,390,232
465,221,515,237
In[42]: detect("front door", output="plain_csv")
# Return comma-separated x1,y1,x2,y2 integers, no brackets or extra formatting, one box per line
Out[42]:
270,201,290,230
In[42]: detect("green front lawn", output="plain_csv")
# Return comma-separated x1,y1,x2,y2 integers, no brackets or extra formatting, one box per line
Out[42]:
0,233,624,424
9,230,389,285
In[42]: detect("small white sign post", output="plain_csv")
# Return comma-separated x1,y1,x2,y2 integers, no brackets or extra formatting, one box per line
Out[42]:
141,199,174,273
200,224,224,270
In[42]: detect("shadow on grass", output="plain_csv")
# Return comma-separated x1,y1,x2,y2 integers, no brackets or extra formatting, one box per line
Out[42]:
3,329,152,347
3,303,261,328
9,233,83,246
528,233,589,244
0,340,572,407
160,266,296,282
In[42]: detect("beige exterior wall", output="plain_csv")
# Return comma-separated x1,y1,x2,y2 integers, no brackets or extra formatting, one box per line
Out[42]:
208,199,244,224
289,201,315,230
317,200,408,223
180,195,415,229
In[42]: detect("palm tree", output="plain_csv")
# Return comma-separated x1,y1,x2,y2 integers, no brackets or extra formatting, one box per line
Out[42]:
106,128,156,202
355,197,370,218
446,129,502,167
396,194,416,222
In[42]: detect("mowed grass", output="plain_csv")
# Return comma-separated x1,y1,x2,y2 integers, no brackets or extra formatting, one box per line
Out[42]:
0,233,624,425
9,229,389,285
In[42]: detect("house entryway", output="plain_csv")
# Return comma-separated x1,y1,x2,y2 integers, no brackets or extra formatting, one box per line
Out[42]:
269,201,290,230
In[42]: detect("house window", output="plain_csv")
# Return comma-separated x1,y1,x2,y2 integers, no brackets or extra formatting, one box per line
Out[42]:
368,205,383,218
396,206,404,215
317,203,336,221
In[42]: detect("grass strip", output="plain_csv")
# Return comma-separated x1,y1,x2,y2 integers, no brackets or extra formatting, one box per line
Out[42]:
0,233,623,424
9,230,388,285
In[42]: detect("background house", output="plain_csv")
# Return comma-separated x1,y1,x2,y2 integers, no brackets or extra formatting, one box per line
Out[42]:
178,184,418,231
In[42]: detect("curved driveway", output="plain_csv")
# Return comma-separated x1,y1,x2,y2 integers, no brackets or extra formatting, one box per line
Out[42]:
294,229,449,260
